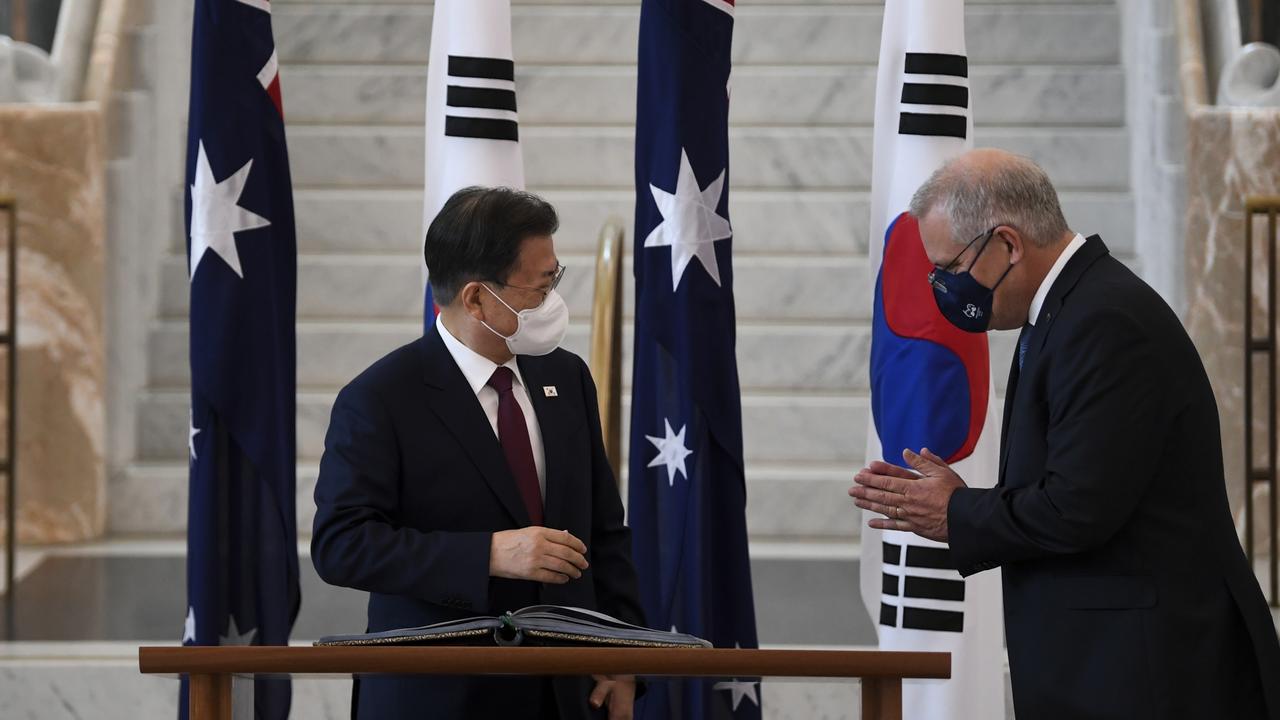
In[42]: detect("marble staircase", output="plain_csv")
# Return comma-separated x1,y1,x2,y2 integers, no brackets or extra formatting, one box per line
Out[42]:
112,0,1134,560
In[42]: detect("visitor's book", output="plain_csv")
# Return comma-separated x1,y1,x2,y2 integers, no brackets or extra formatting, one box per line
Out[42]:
315,605,712,649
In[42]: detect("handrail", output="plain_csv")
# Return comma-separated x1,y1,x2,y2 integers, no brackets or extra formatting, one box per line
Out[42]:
0,197,17,640
1243,195,1280,608
1246,0,1264,44
589,218,625,483
1176,0,1211,111
81,0,128,106
139,645,951,720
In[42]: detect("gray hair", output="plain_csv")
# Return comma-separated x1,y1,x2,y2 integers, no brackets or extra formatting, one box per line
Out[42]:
908,152,1069,248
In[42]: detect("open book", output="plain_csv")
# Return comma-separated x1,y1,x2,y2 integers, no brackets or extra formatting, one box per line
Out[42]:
315,605,712,649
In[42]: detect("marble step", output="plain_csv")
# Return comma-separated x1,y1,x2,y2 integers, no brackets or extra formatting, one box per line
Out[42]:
169,189,1133,259
160,246,1134,328
147,320,862,392
145,319,1020,395
160,252,871,324
292,188,874,257
274,3,1119,66
133,387,870,465
284,125,1131,190
281,63,1126,127
110,460,862,540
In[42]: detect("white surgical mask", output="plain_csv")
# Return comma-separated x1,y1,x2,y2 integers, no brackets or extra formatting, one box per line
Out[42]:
481,284,569,356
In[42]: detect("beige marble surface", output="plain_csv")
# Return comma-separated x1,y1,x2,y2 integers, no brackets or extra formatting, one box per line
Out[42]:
0,104,106,542
1179,0,1280,574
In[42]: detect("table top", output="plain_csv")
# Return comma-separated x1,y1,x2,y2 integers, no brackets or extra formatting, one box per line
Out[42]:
139,646,951,680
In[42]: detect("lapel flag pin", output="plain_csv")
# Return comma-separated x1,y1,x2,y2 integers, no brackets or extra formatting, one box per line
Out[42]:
543,386,558,397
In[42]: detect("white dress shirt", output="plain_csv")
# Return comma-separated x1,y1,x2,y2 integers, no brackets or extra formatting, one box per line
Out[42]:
1028,233,1086,326
437,318,546,498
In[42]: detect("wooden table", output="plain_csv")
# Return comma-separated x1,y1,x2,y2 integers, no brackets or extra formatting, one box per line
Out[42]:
139,645,950,720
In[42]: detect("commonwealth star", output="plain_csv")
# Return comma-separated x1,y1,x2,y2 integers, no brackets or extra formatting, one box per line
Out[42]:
644,148,731,289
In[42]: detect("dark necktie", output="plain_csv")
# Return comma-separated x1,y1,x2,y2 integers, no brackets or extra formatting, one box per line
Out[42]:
1018,324,1032,371
487,367,543,526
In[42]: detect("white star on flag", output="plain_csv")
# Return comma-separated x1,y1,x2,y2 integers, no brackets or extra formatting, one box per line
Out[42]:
189,141,270,280
644,148,731,289
712,678,760,711
183,606,196,644
646,419,693,486
220,615,258,646
188,411,201,462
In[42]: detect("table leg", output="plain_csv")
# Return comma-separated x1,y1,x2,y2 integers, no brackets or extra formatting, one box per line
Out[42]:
189,673,232,720
861,677,903,720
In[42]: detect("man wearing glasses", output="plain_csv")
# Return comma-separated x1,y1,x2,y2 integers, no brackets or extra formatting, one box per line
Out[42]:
851,149,1280,719
312,186,644,720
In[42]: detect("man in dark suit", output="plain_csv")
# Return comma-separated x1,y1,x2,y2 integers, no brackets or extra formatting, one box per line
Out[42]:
312,187,644,720
851,149,1280,719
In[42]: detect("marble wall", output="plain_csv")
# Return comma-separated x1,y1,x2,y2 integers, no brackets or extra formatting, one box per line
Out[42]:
0,104,106,542
1178,0,1280,571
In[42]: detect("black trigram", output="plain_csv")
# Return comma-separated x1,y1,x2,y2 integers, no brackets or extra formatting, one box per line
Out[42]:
445,55,519,142
879,540,966,632
898,52,969,140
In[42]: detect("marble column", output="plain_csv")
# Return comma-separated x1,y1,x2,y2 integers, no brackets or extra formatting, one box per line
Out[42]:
0,104,106,542
1178,0,1280,575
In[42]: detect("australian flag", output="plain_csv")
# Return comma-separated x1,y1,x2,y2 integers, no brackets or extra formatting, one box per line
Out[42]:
629,0,760,718
181,0,299,718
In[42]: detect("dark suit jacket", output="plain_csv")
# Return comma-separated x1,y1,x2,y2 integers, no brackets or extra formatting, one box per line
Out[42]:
311,325,645,720
949,236,1280,720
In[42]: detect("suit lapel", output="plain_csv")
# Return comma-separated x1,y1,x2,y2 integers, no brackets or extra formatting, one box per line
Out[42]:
518,355,567,530
419,326,532,527
997,235,1110,485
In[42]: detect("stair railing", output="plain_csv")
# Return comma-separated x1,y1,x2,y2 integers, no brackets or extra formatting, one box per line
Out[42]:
1244,195,1280,608
0,197,18,639
589,218,625,484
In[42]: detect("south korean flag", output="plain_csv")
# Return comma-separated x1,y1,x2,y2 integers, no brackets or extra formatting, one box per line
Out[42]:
421,0,525,322
861,2,1005,719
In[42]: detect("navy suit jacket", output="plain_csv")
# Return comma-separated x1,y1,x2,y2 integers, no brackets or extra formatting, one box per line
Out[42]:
312,325,645,719
949,236,1280,720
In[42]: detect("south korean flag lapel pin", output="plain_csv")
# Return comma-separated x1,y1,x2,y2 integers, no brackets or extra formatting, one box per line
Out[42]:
543,386,558,398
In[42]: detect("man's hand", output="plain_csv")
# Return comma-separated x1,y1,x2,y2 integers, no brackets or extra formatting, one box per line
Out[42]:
589,675,635,720
489,527,589,584
848,448,966,542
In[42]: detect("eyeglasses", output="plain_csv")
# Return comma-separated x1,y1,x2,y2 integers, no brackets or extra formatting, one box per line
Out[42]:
928,226,1003,288
491,263,565,300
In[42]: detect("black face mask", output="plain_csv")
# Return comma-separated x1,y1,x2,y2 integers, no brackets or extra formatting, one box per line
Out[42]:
927,227,1014,333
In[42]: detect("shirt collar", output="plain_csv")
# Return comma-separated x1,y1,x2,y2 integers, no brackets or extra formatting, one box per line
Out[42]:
1028,233,1086,326
436,317,525,397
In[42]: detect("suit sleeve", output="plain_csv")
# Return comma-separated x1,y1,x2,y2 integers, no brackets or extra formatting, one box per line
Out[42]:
311,380,492,611
948,309,1172,576
577,358,647,628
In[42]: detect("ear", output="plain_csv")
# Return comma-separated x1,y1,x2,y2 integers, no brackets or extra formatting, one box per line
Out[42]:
999,225,1026,265
459,281,487,321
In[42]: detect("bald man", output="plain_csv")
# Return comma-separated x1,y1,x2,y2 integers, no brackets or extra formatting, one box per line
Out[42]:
851,149,1280,720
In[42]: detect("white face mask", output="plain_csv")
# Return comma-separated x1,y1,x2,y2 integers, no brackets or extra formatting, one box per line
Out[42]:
481,284,569,356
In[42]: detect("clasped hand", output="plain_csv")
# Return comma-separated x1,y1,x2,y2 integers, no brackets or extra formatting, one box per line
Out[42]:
848,448,966,543
489,526,589,584
489,528,633,718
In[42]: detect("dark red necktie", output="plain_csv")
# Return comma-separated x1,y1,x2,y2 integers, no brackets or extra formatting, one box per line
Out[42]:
487,367,543,526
